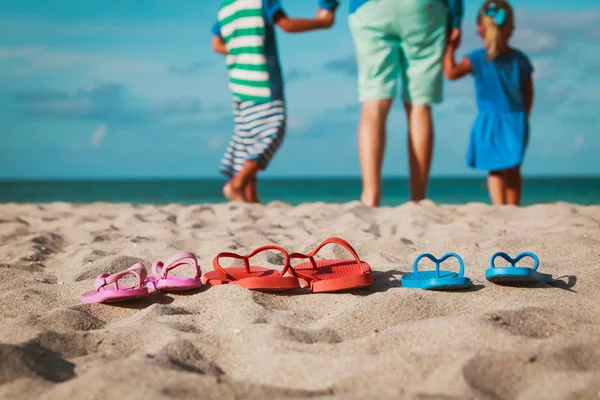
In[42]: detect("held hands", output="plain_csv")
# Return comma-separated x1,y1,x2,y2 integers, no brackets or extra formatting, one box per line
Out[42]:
316,8,335,29
447,27,462,49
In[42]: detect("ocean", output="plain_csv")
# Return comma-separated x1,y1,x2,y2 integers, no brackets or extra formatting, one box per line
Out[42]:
1,178,598,206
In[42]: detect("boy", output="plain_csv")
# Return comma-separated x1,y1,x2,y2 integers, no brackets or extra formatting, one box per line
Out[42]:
212,0,337,203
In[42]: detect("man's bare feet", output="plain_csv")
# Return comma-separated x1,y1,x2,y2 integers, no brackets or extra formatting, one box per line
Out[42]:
223,182,247,202
361,193,379,208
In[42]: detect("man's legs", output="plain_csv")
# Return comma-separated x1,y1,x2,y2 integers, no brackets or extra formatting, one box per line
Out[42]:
349,1,399,207
397,0,447,201
358,99,393,207
405,103,434,201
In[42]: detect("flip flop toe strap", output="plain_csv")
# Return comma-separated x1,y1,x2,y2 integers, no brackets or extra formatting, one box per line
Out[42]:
490,252,539,270
95,263,148,291
153,252,201,280
213,245,291,281
289,237,366,282
412,253,465,280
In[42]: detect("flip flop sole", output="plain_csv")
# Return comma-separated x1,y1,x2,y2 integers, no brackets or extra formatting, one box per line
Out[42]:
485,267,553,284
155,278,203,291
401,270,473,290
80,287,149,304
202,269,300,291
202,271,231,286
236,276,301,291
401,277,473,290
292,259,374,293
309,272,374,293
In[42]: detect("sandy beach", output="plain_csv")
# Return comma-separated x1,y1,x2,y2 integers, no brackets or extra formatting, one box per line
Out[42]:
0,200,599,399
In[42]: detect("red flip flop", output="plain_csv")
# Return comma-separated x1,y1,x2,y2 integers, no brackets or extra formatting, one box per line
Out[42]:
202,245,300,292
289,237,373,293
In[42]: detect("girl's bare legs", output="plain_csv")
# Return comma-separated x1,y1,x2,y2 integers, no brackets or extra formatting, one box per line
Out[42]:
244,179,260,203
504,167,522,205
488,170,506,205
405,103,434,202
223,160,260,202
358,99,393,207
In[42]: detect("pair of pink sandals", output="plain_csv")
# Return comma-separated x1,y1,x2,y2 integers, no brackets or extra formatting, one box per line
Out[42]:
80,252,202,304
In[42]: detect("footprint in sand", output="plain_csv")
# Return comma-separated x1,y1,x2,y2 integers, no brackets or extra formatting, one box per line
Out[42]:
31,233,64,255
71,255,146,282
251,292,293,311
26,307,106,332
16,233,65,267
462,353,532,399
0,343,75,385
276,325,342,344
28,330,92,358
485,307,582,338
463,340,600,400
139,304,191,317
152,339,224,377
547,340,600,371
166,322,204,334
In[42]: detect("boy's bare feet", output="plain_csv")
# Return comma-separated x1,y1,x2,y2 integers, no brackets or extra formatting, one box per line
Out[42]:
223,161,260,203
244,180,260,203
223,182,247,202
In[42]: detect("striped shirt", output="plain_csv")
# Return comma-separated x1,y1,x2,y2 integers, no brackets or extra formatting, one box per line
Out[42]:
213,0,284,102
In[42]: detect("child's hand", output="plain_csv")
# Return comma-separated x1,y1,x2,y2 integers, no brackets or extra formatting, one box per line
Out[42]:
446,35,461,52
212,35,227,55
316,9,335,29
446,39,458,51
448,28,462,49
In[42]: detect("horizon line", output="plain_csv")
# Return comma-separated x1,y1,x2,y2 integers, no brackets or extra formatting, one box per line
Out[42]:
1,174,600,182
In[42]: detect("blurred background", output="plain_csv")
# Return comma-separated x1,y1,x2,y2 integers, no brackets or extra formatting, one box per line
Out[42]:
1,0,599,205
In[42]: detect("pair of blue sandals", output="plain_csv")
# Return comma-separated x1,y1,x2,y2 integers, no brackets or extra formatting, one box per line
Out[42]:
401,252,553,290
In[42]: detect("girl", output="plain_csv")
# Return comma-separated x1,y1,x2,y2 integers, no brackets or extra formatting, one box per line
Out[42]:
444,0,534,205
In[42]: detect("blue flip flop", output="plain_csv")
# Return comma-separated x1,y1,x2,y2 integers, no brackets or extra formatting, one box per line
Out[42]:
485,252,552,284
401,253,472,290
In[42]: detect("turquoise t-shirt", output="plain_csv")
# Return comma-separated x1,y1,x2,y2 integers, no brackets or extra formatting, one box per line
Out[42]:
318,0,339,11
347,0,464,28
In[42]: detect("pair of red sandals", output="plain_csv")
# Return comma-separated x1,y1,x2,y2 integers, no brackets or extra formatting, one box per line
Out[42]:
203,237,373,293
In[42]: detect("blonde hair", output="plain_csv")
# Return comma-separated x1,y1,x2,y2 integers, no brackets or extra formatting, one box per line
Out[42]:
477,1,514,59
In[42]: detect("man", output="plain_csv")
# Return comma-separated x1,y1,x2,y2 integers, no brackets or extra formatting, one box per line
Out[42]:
348,0,464,206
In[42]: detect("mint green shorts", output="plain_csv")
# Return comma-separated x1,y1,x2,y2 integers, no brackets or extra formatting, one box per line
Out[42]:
349,0,448,105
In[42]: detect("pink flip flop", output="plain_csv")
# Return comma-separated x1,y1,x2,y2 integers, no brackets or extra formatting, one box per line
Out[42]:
80,263,150,304
146,252,203,291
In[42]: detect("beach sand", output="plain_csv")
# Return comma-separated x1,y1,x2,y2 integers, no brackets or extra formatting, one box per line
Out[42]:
0,200,599,399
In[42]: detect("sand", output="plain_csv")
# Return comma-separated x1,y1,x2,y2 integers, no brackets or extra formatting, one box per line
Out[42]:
0,200,599,399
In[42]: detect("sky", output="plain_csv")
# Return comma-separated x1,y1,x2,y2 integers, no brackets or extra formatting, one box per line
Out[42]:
0,0,599,179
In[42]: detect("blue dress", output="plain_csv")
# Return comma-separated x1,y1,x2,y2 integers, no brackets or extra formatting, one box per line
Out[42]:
466,48,534,171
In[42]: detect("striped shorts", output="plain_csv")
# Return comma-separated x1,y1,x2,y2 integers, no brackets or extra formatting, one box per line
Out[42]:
220,98,286,178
